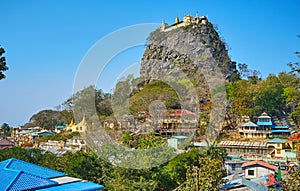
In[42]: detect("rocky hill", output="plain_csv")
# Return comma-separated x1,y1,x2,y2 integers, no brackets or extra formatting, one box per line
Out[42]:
139,14,235,114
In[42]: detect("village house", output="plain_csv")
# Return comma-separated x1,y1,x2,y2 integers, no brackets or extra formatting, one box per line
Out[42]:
221,173,281,191
218,138,297,163
11,127,54,147
224,159,245,175
266,138,295,159
36,137,86,155
65,138,86,152
158,109,198,136
239,121,271,139
217,141,269,156
239,112,291,138
37,140,64,151
54,125,66,133
242,160,278,179
0,139,14,149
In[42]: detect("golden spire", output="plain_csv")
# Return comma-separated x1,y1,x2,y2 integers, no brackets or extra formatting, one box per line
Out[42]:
68,118,76,127
175,15,179,24
77,115,87,126
161,19,166,30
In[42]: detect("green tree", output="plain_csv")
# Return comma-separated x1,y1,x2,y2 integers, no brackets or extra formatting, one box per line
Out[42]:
281,168,300,190
59,151,110,184
1,123,10,138
176,145,226,191
163,149,202,187
28,109,73,130
64,86,98,121
129,81,181,115
0,47,8,80
106,167,159,191
179,158,225,191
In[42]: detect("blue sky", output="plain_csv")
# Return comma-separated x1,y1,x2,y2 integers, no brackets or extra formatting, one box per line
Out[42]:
1,0,299,126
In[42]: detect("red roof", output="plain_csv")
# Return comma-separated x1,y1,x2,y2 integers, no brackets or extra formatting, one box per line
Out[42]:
266,174,278,187
242,160,278,171
165,109,197,117
289,132,300,141
0,139,14,146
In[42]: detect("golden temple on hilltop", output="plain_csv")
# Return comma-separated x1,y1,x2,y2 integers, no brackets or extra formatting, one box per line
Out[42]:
161,11,208,32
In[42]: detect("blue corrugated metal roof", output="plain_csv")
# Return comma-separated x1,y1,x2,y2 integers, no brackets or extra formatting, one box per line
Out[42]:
0,158,105,191
0,159,10,169
273,126,289,129
8,170,58,191
0,168,20,191
2,158,65,178
272,130,290,133
37,181,105,191
0,168,58,191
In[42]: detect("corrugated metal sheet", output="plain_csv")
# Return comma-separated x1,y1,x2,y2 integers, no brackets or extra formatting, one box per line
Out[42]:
37,181,105,191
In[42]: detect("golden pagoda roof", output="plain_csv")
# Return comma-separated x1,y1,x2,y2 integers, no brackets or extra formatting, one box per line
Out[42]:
67,118,76,127
77,116,87,127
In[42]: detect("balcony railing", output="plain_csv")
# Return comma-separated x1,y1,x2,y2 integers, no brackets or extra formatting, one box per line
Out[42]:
239,129,272,133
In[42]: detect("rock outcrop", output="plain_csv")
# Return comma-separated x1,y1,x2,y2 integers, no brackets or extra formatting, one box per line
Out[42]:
140,17,235,113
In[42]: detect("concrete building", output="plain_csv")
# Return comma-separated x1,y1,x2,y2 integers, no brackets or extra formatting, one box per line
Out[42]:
239,112,291,139
158,109,198,136
242,160,278,179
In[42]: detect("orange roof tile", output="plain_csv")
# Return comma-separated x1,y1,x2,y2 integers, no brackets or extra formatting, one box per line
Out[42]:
241,160,278,171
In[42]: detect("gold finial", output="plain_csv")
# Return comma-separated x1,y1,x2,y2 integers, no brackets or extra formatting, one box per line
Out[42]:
175,15,179,24
161,19,166,30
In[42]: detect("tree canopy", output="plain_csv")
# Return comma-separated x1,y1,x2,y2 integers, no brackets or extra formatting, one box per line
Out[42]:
0,47,8,80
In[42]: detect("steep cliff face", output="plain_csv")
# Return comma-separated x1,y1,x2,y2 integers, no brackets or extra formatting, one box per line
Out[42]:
141,21,233,82
139,19,234,112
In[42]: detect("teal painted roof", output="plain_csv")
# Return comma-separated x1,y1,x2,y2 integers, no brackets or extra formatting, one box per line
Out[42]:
38,131,54,136
282,152,296,158
272,130,290,133
257,121,273,126
273,126,289,129
55,125,66,129
267,138,286,143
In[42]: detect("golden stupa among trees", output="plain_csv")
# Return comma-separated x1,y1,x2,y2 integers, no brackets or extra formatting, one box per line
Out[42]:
66,116,87,133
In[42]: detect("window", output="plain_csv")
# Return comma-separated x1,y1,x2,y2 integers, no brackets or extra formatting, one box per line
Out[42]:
277,144,280,147
248,170,254,176
232,164,236,171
